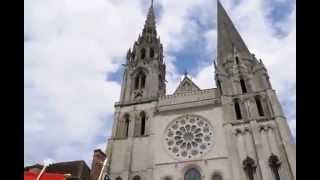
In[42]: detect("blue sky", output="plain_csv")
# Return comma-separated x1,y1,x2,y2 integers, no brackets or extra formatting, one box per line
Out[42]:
24,0,296,166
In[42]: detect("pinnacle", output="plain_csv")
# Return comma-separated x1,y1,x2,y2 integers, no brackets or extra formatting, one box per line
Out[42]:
145,0,156,27
141,0,157,38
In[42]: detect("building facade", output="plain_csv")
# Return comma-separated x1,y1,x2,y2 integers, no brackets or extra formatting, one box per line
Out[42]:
102,1,296,180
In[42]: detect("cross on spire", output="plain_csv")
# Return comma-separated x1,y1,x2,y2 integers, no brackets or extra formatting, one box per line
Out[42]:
142,0,157,37
184,70,188,77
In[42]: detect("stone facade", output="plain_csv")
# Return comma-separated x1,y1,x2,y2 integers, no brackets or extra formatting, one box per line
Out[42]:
101,1,296,180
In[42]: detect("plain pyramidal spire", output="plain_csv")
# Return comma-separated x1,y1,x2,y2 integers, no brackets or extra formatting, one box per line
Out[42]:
217,0,251,63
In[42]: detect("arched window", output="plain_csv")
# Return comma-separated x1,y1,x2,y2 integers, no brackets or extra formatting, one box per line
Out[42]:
243,157,256,180
140,111,146,136
115,177,122,180
134,76,140,90
124,114,130,137
255,95,264,116
184,168,201,180
141,73,146,89
150,48,155,58
134,71,147,90
124,115,130,137
269,155,281,180
163,176,172,180
234,99,242,120
133,175,141,180
240,78,247,93
212,173,222,180
236,56,240,65
117,114,130,138
141,48,146,59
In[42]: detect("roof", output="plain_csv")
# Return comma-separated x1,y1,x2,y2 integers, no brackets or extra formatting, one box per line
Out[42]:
24,164,43,171
173,76,201,94
24,171,66,180
94,149,106,157
25,160,91,180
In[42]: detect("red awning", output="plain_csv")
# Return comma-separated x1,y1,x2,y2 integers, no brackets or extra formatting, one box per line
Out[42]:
24,171,66,180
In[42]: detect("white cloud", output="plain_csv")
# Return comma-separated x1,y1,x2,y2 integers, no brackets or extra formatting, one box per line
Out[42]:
24,0,144,165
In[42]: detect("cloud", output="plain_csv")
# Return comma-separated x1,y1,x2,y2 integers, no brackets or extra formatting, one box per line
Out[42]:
25,0,296,166
24,0,144,165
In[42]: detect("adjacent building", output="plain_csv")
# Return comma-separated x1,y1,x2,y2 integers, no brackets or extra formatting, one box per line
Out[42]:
24,160,91,180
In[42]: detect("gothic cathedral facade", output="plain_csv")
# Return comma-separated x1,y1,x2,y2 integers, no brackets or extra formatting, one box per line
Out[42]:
103,1,296,180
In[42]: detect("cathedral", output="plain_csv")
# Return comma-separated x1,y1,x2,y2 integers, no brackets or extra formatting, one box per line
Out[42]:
101,1,296,180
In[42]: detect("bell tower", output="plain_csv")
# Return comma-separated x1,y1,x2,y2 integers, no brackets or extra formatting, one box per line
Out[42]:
119,0,166,104
215,1,296,180
214,1,271,96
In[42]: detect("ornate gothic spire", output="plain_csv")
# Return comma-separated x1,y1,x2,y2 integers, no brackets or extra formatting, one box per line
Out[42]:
142,0,157,38
217,0,251,64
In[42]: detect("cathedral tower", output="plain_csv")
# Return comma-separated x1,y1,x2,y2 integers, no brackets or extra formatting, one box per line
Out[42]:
100,1,295,180
120,0,165,104
215,1,296,180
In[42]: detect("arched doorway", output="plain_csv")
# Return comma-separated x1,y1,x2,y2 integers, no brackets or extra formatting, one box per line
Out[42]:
184,168,201,180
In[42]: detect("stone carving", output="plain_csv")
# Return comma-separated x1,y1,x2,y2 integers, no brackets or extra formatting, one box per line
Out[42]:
234,126,251,136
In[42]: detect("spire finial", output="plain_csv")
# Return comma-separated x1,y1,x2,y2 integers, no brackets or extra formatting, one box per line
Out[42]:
184,70,188,77
143,0,156,32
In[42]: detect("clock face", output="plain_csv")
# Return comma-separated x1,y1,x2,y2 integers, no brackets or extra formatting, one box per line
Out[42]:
163,114,214,160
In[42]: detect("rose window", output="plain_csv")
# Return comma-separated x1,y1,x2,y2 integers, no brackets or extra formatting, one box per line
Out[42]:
164,114,214,160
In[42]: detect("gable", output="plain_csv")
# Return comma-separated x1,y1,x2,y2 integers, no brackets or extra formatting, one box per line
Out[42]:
173,76,201,94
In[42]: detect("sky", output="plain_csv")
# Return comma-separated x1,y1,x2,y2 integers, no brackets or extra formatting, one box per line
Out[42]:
24,0,296,166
